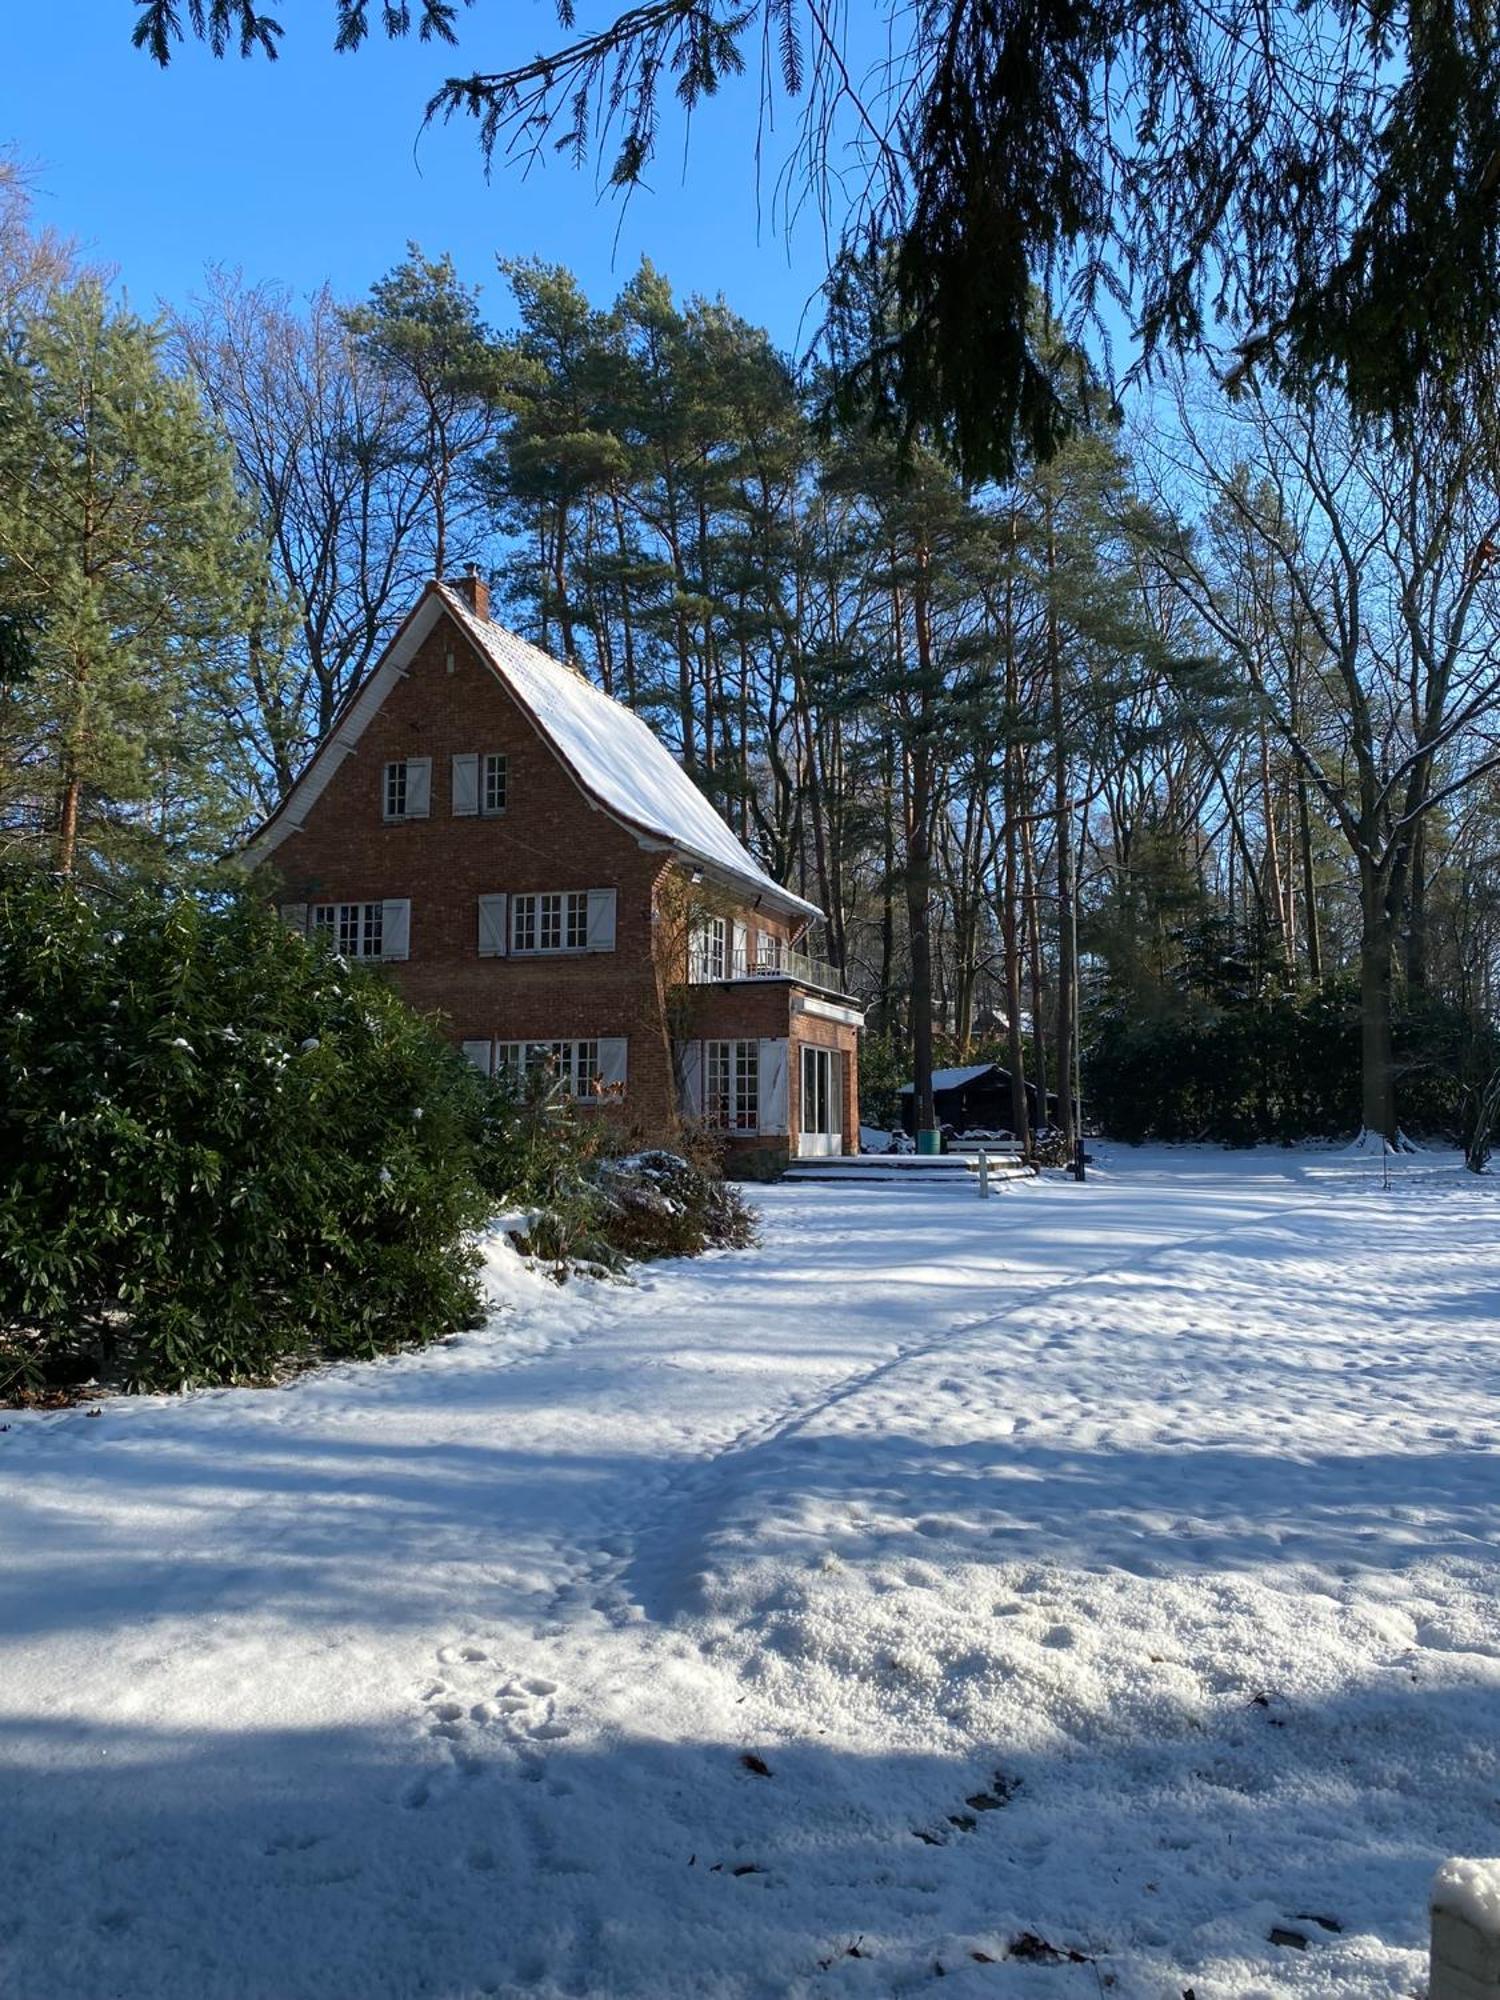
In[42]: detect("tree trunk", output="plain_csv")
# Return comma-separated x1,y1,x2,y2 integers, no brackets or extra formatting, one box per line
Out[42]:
1023,806,1049,1124
55,655,87,877
908,545,937,1136
906,801,936,1134
55,761,82,877
1047,552,1077,1147
877,729,897,1036
1359,882,1398,1143
1001,794,1031,1149
1405,815,1428,995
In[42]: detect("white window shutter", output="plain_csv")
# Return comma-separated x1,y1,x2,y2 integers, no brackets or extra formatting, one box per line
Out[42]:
477,893,508,957
451,753,479,816
278,902,308,935
678,1040,704,1119
758,1038,789,1134
460,1039,493,1076
732,918,749,976
381,899,411,961
405,758,432,818
597,1038,628,1093
586,887,617,951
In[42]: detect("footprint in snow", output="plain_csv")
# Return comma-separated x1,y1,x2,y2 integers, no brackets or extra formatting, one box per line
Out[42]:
413,1646,573,1801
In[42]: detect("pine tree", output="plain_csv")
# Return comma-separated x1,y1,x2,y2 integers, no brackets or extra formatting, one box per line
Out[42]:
0,282,267,879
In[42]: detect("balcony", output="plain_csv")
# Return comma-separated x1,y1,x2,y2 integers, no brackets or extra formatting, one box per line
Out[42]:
686,941,857,1003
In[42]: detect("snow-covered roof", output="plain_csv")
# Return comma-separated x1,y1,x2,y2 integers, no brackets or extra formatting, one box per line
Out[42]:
439,589,819,920
897,1063,1002,1095
245,584,821,924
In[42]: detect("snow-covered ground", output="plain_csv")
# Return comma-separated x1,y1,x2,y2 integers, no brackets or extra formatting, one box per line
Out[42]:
4,1147,1499,1999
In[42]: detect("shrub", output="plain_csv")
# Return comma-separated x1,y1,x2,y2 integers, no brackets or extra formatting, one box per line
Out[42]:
0,871,509,1397
592,1150,758,1262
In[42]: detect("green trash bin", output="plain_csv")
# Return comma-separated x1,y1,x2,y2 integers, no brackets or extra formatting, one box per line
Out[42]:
916,1128,942,1156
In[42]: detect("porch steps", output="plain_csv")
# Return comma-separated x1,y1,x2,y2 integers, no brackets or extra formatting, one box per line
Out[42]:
782,1153,1032,1188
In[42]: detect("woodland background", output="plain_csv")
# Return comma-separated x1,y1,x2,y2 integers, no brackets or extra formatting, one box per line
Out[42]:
4,159,1498,1151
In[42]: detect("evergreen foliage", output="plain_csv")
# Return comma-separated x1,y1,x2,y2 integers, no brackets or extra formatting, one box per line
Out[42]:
0,869,759,1402
0,281,270,879
125,0,1500,483
1083,891,1499,1147
1086,978,1491,1148
0,870,502,1396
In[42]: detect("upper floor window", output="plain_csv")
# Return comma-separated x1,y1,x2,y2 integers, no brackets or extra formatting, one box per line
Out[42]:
690,915,727,982
476,888,615,957
513,890,588,955
452,752,507,817
383,758,431,822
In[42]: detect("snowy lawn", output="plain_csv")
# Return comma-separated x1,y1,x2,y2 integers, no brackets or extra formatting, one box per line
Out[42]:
3,1147,1499,1998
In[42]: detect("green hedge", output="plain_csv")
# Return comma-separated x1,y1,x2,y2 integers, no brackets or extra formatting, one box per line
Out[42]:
1084,979,1491,1145
0,873,504,1395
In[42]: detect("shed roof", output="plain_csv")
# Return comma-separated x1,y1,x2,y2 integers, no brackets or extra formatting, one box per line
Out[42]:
897,1063,1004,1095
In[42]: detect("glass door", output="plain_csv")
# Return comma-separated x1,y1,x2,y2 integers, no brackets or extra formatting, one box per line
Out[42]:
798,1045,842,1157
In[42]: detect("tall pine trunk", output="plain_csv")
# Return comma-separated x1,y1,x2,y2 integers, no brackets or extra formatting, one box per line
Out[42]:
907,545,937,1136
1046,503,1077,1147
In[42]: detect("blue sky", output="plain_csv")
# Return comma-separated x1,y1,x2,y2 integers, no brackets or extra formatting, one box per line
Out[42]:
4,1,849,347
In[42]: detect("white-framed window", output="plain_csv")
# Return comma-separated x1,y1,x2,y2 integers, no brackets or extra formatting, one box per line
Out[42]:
512,890,589,955
383,757,430,822
492,1039,623,1100
690,915,728,981
309,900,409,962
452,752,509,817
705,1040,759,1133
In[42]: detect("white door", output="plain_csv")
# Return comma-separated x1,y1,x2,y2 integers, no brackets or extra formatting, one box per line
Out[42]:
798,1045,842,1157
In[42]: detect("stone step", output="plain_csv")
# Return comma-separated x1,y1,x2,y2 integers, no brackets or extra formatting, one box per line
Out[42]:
783,1157,1032,1187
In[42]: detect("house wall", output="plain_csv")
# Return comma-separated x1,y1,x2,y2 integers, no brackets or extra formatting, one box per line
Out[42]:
264,594,860,1155
787,1008,861,1151
268,607,680,1134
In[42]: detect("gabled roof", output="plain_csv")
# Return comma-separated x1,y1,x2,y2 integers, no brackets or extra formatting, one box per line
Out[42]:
898,1063,1003,1095
244,582,822,925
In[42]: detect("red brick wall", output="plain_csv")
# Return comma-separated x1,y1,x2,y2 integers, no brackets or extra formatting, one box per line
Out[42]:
269,608,681,1134
266,600,861,1152
786,1010,861,1152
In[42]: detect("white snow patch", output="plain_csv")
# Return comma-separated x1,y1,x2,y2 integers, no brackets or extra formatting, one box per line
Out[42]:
1340,1126,1424,1156
2,1145,1498,1999
1432,1858,1500,1934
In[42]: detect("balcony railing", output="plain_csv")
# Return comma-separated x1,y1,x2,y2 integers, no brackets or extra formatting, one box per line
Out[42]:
686,942,853,997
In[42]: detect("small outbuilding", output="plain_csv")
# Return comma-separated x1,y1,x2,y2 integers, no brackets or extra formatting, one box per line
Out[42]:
898,1062,1051,1137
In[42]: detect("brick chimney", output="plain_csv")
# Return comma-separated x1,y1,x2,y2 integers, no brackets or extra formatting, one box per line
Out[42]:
449,565,490,622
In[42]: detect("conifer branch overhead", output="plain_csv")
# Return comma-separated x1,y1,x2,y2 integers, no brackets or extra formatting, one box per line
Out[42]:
121,0,1500,483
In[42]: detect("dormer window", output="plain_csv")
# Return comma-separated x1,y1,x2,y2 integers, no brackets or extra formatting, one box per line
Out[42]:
383,758,431,822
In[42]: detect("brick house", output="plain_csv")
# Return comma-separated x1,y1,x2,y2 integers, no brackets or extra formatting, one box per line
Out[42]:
244,576,863,1158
